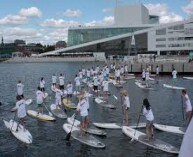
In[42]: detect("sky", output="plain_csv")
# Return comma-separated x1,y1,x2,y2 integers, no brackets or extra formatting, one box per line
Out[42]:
0,0,193,45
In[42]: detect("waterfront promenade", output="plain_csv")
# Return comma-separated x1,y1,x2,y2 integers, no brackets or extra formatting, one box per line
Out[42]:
2,55,193,74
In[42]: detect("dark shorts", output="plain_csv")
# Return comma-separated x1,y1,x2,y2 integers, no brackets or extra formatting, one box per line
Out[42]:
52,83,56,86
146,120,154,127
67,94,72,98
60,85,64,90
17,94,24,98
117,77,120,81
40,88,45,92
80,116,88,121
38,104,43,108
142,77,145,81
93,85,98,91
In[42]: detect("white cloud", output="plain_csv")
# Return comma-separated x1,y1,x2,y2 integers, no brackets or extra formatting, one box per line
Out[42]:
145,3,183,23
182,1,193,16
85,16,114,26
0,15,27,25
41,18,81,28
102,8,113,14
63,9,82,17
19,7,42,17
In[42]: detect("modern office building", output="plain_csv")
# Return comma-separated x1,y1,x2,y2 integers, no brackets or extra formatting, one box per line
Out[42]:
39,4,193,57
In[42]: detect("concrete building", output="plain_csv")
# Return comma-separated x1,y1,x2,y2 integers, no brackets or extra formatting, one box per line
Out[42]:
39,4,193,57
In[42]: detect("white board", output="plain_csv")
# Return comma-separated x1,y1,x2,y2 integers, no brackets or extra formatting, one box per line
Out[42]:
163,84,185,90
122,126,179,154
63,123,105,148
183,77,193,80
50,104,67,119
27,110,56,121
3,120,32,144
135,82,153,90
154,123,185,135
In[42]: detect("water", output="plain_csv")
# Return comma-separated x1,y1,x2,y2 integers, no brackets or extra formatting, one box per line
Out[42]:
0,62,192,157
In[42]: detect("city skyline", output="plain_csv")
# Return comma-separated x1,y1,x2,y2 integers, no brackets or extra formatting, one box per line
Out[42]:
0,0,192,45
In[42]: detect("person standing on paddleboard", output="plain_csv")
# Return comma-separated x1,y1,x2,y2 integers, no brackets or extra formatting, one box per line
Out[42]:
142,98,154,142
15,95,27,132
142,69,146,84
54,84,64,109
102,78,109,102
52,74,57,87
17,80,24,98
182,89,192,126
172,68,177,85
145,69,150,88
66,81,73,103
36,86,44,114
120,89,130,126
74,74,81,93
76,94,88,136
40,77,45,92
59,73,65,90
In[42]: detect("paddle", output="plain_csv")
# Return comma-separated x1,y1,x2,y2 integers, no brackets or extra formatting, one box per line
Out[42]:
11,111,17,131
181,95,185,121
42,103,53,117
130,105,143,143
66,113,76,141
113,95,118,100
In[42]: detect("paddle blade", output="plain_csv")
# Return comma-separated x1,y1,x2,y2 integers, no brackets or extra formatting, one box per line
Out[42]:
130,138,135,143
66,132,71,141
113,95,118,100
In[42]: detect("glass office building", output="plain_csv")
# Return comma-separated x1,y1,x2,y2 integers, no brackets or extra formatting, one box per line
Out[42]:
68,26,151,46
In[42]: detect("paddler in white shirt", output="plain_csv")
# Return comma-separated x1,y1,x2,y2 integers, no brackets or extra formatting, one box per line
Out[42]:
17,80,24,98
15,95,27,132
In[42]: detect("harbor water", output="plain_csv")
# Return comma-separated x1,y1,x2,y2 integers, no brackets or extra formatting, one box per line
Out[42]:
0,62,192,157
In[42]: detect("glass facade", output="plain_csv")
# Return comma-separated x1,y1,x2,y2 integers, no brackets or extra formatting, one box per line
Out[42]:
68,27,150,46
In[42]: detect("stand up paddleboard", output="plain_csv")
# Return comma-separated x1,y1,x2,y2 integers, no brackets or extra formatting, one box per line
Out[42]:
154,123,185,135
122,126,179,154
63,123,105,148
163,84,185,90
63,99,77,109
183,76,193,80
50,104,67,119
135,82,154,90
11,99,33,112
67,117,107,136
3,119,32,144
95,97,116,109
123,76,135,80
27,110,56,121
93,122,146,129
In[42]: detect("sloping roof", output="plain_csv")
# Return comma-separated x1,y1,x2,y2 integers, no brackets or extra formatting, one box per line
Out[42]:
38,19,193,57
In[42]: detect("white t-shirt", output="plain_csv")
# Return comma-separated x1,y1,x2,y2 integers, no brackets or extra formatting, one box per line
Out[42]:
115,69,120,77
52,75,57,84
59,76,65,85
66,84,73,94
16,99,26,118
142,71,146,78
123,96,130,109
102,80,109,92
143,107,154,121
156,67,159,75
145,71,150,80
84,96,89,110
87,70,90,77
79,71,83,79
121,67,124,74
172,70,177,79
183,94,192,112
17,83,24,95
55,88,63,99
124,65,128,72
36,90,44,104
93,76,98,86
82,69,86,75
76,99,88,117
106,67,109,74
74,76,80,86
40,80,45,88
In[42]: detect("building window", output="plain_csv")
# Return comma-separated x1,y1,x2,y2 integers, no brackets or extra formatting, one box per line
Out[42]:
168,24,184,30
156,38,166,41
156,44,166,48
156,28,166,35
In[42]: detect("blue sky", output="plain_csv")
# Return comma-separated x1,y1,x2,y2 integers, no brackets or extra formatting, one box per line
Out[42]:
0,0,192,44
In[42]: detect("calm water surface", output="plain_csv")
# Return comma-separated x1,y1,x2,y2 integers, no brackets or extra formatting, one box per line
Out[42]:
0,62,192,157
